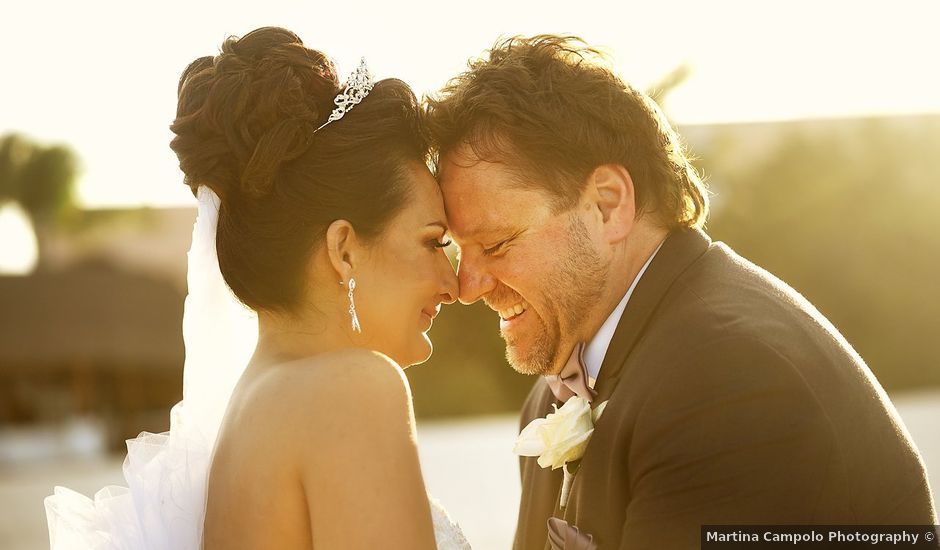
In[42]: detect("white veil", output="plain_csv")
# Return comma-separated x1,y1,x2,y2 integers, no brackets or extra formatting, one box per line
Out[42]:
44,186,258,550
178,186,259,451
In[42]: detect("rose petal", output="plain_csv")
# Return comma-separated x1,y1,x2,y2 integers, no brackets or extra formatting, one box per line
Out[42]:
537,430,593,469
513,418,548,456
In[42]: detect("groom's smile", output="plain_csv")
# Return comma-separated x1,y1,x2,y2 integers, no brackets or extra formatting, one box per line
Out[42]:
489,291,532,335
497,300,529,323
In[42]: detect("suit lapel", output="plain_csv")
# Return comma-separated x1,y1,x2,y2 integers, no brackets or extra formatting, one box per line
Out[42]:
525,229,712,545
516,380,565,550
590,228,711,405
556,229,712,529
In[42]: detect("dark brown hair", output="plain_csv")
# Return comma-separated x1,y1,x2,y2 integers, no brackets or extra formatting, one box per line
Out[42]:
170,27,428,313
425,35,708,228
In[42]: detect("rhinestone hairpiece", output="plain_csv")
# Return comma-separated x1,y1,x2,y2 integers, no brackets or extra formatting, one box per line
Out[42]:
313,57,375,133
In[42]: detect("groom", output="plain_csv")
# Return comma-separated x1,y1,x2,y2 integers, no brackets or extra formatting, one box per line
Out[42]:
426,36,937,548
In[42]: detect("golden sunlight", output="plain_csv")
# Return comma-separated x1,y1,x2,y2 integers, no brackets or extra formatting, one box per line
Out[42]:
0,204,38,275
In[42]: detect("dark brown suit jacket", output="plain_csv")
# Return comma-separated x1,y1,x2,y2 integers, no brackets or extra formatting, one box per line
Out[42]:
513,228,937,549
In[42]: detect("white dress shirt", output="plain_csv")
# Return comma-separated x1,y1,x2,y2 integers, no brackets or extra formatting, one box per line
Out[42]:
583,240,665,387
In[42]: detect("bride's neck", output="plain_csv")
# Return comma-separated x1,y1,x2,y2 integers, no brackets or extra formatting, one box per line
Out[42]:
249,309,355,368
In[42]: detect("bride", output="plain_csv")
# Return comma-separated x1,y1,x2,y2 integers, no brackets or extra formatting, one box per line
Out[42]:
45,26,470,549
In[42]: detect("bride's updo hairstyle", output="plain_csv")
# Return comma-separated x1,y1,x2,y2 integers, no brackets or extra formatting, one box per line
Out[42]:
170,27,427,313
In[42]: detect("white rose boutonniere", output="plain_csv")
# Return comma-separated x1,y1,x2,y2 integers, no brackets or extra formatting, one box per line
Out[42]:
513,396,608,508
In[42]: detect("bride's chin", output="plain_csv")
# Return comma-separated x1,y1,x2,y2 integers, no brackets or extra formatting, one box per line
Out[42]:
402,335,433,368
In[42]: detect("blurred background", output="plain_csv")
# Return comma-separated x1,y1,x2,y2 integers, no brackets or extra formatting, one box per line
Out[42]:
2,1,938,548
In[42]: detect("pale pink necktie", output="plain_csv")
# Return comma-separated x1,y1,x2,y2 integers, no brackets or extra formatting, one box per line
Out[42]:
544,342,597,403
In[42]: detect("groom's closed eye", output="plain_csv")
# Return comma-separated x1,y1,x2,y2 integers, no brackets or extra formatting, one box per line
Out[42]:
482,229,524,257
482,241,507,256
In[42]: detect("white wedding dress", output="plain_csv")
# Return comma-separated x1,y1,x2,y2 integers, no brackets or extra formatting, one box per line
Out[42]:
44,187,471,550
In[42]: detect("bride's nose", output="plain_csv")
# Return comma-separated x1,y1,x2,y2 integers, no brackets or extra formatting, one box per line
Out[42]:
439,259,458,305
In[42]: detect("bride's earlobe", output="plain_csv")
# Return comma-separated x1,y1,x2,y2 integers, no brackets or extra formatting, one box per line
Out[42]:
327,220,364,333
325,219,357,282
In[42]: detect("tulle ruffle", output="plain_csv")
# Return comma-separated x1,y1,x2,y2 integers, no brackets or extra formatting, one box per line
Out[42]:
45,403,210,550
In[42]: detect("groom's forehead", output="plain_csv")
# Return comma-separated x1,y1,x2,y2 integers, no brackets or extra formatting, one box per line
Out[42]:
439,144,525,184
443,175,531,218
455,221,519,240
440,160,536,204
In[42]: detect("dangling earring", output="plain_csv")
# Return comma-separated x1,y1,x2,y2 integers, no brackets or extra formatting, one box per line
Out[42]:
343,278,362,333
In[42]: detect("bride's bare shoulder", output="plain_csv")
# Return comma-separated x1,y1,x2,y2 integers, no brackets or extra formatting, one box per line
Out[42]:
253,349,414,428
294,348,408,394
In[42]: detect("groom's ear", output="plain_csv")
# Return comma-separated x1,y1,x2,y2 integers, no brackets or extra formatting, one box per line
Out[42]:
586,164,635,244
325,219,359,281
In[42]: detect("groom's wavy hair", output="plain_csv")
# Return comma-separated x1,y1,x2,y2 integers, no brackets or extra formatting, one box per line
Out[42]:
169,27,429,313
425,35,708,229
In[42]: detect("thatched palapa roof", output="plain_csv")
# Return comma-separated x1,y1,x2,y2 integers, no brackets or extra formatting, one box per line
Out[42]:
0,259,184,370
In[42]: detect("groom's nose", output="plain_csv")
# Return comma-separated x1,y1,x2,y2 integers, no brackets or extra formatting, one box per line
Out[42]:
457,256,496,305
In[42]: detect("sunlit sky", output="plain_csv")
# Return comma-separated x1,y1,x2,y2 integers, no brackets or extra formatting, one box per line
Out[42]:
2,0,940,211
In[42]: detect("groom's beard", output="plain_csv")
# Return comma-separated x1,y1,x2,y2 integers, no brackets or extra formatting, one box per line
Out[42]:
505,215,608,376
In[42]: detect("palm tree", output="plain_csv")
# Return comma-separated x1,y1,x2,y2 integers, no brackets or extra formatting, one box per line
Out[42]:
0,133,78,271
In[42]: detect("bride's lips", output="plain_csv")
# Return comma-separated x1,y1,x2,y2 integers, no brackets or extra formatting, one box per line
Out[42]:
421,305,440,330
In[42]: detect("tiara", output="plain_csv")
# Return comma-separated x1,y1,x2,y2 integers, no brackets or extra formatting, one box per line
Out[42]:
313,57,375,133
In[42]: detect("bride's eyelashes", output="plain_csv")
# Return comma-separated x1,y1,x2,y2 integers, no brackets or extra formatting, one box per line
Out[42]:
426,233,453,250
